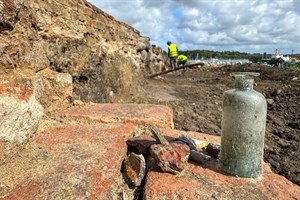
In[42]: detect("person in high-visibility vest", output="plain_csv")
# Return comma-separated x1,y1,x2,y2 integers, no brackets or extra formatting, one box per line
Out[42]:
178,54,188,66
167,41,178,69
178,54,188,74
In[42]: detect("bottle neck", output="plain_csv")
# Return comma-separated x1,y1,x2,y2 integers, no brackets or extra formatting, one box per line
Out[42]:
235,76,254,90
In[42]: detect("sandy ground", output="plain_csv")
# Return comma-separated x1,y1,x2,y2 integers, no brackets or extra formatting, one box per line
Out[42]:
136,63,300,186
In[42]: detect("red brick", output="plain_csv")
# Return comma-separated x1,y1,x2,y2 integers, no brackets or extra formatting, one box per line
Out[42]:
57,103,174,129
144,131,300,200
1,122,135,199
1,182,40,200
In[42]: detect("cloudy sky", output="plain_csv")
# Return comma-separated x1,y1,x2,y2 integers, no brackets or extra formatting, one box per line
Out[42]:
88,0,300,54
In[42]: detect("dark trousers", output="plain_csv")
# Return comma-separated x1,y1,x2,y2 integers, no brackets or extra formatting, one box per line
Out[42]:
179,60,188,72
170,57,178,69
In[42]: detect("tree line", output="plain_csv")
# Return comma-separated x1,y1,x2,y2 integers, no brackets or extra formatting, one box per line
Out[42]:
176,50,300,63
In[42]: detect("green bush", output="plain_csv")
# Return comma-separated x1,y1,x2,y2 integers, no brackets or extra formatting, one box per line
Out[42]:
289,63,300,71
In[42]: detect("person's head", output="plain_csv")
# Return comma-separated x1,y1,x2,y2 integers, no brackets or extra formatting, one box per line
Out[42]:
167,41,172,45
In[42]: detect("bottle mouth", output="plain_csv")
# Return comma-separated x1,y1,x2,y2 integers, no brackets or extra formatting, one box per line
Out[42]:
230,72,260,79
230,72,259,90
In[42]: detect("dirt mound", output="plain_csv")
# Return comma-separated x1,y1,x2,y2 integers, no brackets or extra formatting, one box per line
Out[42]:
137,63,300,185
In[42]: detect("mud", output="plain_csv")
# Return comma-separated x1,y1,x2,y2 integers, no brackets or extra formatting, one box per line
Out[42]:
137,63,300,185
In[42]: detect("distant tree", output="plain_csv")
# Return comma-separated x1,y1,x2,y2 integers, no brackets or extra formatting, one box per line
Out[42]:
263,52,267,58
212,52,217,59
268,58,285,67
179,49,267,61
249,55,262,63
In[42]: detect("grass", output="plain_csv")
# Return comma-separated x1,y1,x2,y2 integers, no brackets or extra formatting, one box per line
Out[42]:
289,63,300,71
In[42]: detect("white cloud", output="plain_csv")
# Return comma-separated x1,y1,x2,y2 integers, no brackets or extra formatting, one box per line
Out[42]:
88,0,300,54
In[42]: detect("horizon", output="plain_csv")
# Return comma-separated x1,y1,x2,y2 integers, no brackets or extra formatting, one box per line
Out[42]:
170,47,300,56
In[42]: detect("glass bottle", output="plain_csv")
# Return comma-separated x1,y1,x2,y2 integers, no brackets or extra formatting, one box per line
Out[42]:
219,72,267,178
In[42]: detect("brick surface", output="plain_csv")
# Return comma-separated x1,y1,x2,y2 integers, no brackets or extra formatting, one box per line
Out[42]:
144,129,300,200
1,105,299,200
57,103,174,129
0,122,135,199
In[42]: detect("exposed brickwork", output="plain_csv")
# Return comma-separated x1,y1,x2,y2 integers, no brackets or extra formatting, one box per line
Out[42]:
1,122,135,199
1,104,299,199
57,103,174,129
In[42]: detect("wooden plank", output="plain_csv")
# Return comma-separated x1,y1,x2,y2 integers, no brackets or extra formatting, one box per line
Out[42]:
146,62,204,78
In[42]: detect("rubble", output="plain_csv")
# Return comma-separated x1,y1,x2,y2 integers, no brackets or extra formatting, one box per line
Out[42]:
124,152,146,186
126,135,174,154
149,126,190,174
150,143,190,175
206,143,221,158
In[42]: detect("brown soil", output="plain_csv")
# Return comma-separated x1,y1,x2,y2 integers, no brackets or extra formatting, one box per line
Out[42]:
136,63,300,186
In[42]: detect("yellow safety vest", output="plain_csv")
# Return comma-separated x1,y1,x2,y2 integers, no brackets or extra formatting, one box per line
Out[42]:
178,55,187,61
168,44,178,57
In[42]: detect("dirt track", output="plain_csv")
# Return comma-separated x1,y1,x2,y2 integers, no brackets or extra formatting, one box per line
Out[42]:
137,63,300,185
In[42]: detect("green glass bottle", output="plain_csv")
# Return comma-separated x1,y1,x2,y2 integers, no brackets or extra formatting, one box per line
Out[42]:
219,72,267,178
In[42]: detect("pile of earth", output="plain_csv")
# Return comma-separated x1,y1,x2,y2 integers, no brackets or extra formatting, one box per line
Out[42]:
135,63,300,185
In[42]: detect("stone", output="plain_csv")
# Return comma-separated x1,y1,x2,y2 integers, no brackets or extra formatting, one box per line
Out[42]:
0,0,21,32
136,37,150,53
124,152,146,186
126,135,157,154
126,135,176,154
0,82,43,142
266,98,274,105
271,89,282,96
34,68,73,113
149,143,190,175
206,143,221,158
149,125,190,174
